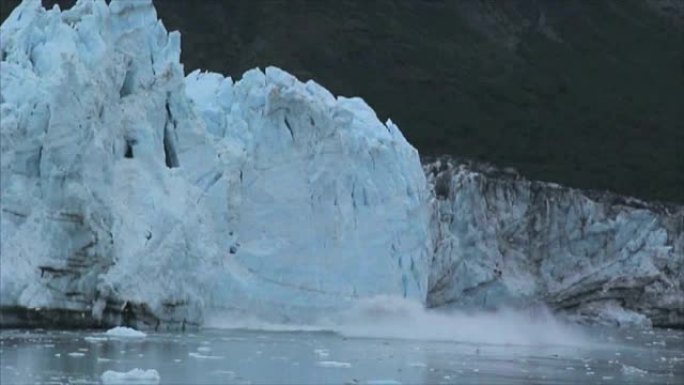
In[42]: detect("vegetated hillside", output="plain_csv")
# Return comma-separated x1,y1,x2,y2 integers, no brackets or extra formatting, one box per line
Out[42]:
2,0,682,202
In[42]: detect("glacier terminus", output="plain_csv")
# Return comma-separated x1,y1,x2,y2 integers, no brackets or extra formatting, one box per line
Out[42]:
0,0,682,331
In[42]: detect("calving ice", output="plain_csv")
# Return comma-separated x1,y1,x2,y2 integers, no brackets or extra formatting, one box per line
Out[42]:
1,0,682,330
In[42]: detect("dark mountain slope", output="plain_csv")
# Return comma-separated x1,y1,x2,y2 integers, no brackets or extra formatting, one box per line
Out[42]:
2,0,682,202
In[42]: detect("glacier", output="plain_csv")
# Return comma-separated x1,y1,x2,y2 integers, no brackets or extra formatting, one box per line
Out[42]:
0,0,682,330
425,158,684,328
0,0,430,328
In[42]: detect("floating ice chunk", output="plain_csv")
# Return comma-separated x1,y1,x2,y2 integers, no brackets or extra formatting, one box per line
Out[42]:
188,352,223,360
211,370,236,378
316,361,352,368
67,352,85,357
105,327,147,338
313,349,329,358
101,369,160,384
621,365,647,375
85,336,108,343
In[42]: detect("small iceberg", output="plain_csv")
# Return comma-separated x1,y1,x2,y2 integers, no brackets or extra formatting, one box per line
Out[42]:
621,364,647,375
101,369,160,384
105,327,147,338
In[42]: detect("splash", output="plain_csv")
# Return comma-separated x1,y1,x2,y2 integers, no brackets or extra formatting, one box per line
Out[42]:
206,296,590,347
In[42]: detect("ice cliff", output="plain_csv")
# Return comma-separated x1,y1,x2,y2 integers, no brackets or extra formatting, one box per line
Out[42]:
425,158,684,328
1,0,682,329
0,0,430,328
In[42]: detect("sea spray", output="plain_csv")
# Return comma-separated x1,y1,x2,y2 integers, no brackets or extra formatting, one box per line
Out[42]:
206,296,590,347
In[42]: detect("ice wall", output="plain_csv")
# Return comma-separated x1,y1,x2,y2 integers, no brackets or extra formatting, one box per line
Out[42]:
425,157,684,328
0,0,431,328
184,67,431,322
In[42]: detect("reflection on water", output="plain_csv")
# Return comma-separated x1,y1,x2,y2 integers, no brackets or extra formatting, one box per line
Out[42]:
1,326,682,384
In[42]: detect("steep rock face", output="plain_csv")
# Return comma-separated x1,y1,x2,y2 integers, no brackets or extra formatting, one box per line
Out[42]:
425,158,684,328
0,0,431,328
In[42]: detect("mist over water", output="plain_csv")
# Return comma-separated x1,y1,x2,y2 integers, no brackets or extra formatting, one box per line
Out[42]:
207,296,591,348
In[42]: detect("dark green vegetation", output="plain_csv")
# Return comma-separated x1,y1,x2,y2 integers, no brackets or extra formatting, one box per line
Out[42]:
2,0,683,202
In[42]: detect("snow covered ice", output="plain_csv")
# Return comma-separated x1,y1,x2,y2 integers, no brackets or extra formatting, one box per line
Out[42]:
0,0,682,330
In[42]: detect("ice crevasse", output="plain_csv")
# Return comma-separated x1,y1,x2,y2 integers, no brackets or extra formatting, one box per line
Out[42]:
0,0,432,327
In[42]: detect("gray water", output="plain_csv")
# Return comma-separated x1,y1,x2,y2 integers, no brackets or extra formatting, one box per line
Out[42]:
1,327,682,384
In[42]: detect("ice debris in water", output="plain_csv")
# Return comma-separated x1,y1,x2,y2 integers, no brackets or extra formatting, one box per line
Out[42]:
621,364,647,375
101,368,160,384
188,352,224,360
317,361,352,368
84,336,108,343
105,326,146,338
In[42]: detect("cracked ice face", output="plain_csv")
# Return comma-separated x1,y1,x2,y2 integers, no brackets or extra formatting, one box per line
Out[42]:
183,66,432,322
0,0,432,327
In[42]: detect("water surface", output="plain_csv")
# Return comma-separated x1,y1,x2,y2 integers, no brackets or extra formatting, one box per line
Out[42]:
1,327,682,384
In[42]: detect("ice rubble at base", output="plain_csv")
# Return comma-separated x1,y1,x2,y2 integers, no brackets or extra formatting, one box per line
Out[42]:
0,0,430,327
0,0,682,329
